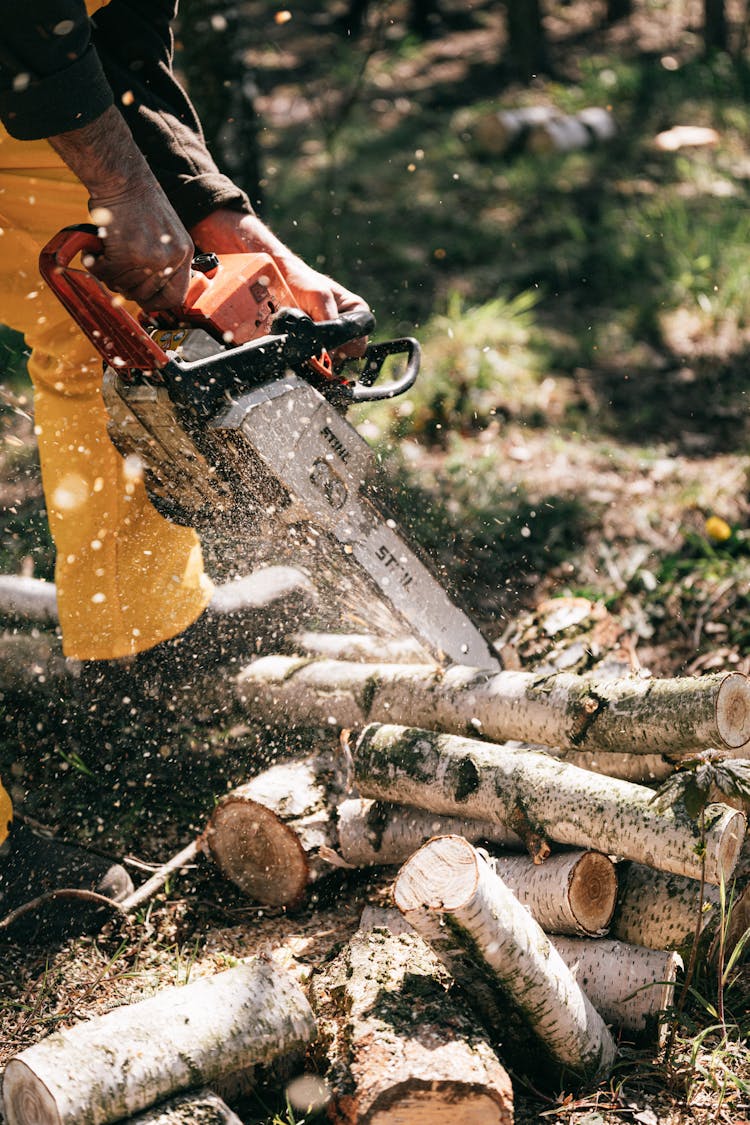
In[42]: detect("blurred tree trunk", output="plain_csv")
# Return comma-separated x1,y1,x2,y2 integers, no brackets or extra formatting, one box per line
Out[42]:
339,0,440,38
178,0,263,210
505,0,549,82
704,0,728,52
606,0,633,21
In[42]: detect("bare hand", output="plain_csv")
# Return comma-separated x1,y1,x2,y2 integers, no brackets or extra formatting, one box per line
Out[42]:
87,182,194,310
190,209,371,357
48,106,193,311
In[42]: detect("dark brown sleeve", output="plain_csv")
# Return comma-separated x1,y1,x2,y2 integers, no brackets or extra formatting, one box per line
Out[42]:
0,0,114,138
91,0,252,226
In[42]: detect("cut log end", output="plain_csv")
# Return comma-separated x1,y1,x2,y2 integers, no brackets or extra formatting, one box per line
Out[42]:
366,1086,511,1125
3,1060,60,1125
393,835,480,914
713,807,747,884
717,672,750,749
205,797,309,907
568,851,618,934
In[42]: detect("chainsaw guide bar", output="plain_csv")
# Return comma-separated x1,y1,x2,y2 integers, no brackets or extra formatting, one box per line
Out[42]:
41,225,500,671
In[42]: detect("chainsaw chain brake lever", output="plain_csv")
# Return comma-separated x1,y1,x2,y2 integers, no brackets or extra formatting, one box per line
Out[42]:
273,307,421,403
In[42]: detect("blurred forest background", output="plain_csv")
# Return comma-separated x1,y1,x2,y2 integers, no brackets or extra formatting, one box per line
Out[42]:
2,2,750,1122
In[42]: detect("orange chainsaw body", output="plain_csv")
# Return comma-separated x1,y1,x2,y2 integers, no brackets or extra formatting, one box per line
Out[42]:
163,252,297,345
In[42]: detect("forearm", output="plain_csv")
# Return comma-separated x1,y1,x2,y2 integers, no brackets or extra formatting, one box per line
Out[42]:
48,105,154,202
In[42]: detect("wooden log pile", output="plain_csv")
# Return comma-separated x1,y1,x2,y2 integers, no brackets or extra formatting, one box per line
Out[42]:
454,103,617,159
2,577,750,1122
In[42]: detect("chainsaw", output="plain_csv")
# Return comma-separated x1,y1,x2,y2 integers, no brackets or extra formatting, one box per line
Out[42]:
39,225,500,670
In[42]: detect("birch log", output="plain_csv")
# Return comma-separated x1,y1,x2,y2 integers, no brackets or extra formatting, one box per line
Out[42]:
486,851,618,936
546,748,674,784
335,798,522,867
393,835,617,1082
2,957,316,1125
203,753,348,907
122,1090,243,1124
351,724,746,885
309,905,514,1125
610,862,750,962
0,576,58,625
237,657,750,758
550,937,682,1045
291,632,429,664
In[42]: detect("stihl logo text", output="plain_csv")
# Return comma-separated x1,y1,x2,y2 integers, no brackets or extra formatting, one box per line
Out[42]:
321,425,351,463
376,544,414,588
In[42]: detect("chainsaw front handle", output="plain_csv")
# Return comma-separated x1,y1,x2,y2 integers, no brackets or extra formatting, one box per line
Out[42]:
271,306,375,353
38,224,170,372
350,337,421,403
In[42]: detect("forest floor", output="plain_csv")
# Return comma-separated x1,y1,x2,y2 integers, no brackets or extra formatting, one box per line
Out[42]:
1,1,750,1122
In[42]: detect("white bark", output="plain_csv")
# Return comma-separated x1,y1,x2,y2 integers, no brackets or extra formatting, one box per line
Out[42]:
309,905,514,1124
352,724,746,885
291,632,429,664
463,105,561,156
0,576,58,625
393,836,617,1082
2,957,316,1125
486,851,617,937
122,1090,243,1124
335,798,522,868
208,567,315,616
610,862,750,963
545,748,674,784
237,657,750,757
527,114,592,153
551,937,682,1045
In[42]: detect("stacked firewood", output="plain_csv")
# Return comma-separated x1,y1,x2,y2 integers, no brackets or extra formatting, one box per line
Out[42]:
1,580,749,1124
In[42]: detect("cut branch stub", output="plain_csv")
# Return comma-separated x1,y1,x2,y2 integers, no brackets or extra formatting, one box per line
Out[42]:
353,724,746,885
393,835,617,1084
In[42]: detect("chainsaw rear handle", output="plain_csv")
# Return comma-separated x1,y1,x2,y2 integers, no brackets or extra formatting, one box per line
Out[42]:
38,224,170,371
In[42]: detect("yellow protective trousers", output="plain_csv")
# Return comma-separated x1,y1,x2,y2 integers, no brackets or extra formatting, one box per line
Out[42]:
0,138,213,660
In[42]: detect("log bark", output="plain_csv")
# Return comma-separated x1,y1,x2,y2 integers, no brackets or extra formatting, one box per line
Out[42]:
486,850,617,937
290,632,429,664
393,835,617,1083
203,753,348,907
2,957,316,1125
122,1090,243,1124
309,905,514,1125
0,575,58,625
545,747,674,784
335,798,522,868
351,724,746,885
236,657,750,757
610,862,750,963
550,937,682,1045
462,104,561,156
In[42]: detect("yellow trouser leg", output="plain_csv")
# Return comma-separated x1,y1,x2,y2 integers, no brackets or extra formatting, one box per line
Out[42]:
0,151,213,659
0,778,11,846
